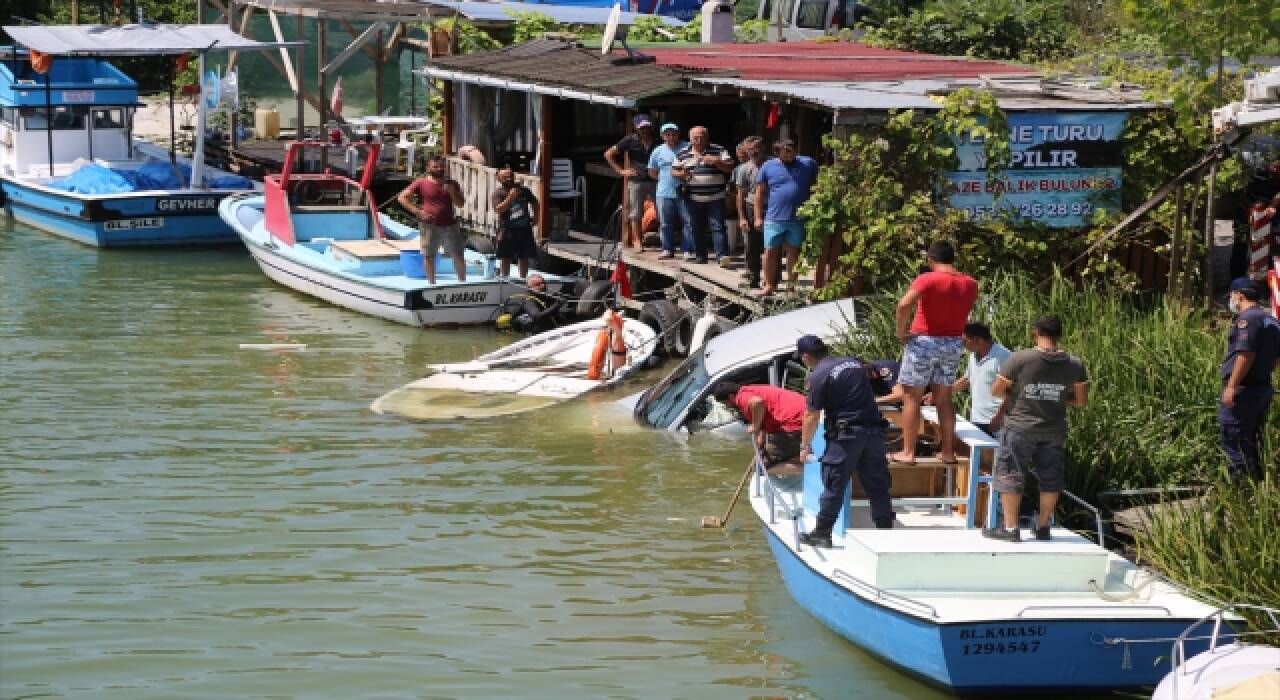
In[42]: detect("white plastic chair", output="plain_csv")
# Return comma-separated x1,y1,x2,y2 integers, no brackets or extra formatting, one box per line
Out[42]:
548,158,587,225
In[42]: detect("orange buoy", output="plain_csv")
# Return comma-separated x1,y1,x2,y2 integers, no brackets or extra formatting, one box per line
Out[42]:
606,310,627,369
29,49,52,74
586,328,610,380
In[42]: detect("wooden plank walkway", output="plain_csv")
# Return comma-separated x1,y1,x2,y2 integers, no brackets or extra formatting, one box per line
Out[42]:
1112,497,1208,537
543,231,818,316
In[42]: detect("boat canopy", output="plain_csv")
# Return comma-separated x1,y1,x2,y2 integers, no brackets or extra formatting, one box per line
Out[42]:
2,23,299,56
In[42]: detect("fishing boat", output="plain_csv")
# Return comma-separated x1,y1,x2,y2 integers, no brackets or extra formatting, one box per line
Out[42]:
0,24,283,247
372,312,657,420
1152,604,1279,700
747,421,1234,694
221,140,571,328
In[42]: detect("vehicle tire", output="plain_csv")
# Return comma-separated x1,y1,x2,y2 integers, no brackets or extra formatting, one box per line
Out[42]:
576,280,614,317
639,299,692,357
465,234,496,255
703,317,737,343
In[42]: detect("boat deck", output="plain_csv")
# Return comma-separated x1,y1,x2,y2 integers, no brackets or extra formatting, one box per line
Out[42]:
754,472,1217,624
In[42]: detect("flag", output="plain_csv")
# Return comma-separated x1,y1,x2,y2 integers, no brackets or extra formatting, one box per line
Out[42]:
610,258,633,300
330,76,344,118
765,103,780,129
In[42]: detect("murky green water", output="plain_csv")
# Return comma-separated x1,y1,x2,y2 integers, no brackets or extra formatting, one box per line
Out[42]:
0,221,955,699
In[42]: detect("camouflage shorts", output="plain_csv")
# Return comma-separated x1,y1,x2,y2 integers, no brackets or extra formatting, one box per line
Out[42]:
898,335,963,387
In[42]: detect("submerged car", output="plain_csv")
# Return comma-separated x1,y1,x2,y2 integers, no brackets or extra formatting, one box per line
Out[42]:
630,299,859,432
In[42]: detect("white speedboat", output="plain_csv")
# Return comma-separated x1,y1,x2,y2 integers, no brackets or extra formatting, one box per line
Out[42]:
220,141,570,328
1152,604,1279,700
372,314,657,420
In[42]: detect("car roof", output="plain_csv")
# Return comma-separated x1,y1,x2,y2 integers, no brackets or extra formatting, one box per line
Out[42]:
702,299,858,376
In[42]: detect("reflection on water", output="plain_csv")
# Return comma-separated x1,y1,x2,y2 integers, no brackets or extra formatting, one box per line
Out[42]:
0,221,986,699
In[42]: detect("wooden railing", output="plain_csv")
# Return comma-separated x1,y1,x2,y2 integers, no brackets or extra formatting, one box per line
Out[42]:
445,156,541,238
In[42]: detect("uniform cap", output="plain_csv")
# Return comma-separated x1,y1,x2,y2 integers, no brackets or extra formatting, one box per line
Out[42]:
660,122,680,134
792,334,827,360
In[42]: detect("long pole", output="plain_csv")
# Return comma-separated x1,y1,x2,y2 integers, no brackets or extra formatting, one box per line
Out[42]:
317,19,327,129
1168,184,1183,298
192,51,208,188
168,57,177,169
44,70,53,177
1203,45,1226,309
295,13,305,138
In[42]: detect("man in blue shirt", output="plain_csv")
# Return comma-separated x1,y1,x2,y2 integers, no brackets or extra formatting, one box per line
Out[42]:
1219,277,1279,480
647,123,691,259
796,335,895,548
953,322,1012,437
754,139,819,295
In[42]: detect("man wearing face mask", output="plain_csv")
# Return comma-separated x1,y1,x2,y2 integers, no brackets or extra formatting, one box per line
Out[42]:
795,335,895,549
1219,277,1280,480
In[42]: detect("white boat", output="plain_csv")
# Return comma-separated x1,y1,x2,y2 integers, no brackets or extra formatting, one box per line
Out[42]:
1152,604,1279,700
746,420,1235,694
220,140,570,328
372,314,658,420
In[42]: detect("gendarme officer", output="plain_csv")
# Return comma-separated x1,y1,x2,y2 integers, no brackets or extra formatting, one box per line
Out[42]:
796,335,895,548
1219,277,1279,480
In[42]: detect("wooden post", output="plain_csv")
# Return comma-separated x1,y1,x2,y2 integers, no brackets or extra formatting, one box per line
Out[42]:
538,95,553,241
1168,185,1183,298
317,19,328,130
295,14,305,138
374,28,384,117
226,0,235,28
72,0,79,24
442,81,454,154
1203,161,1217,308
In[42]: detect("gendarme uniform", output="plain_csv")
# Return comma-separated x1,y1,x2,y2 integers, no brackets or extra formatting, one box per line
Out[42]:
1219,281,1280,479
804,349,894,533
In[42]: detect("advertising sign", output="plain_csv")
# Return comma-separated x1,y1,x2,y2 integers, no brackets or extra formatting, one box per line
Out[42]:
943,112,1129,228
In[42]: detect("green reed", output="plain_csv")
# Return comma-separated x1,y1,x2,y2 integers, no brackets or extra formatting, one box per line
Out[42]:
837,270,1277,496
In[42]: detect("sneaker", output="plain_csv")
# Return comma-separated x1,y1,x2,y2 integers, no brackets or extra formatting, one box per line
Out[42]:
1033,525,1051,541
658,251,675,259
981,526,1021,543
799,529,833,548
684,252,696,261
718,256,734,269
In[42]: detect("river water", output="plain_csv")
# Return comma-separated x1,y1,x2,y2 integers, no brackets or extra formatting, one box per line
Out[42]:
0,220,960,699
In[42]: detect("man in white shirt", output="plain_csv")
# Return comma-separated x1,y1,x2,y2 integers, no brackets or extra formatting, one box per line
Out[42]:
952,322,1012,437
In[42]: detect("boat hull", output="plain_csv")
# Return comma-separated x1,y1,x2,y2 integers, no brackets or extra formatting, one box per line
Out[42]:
2,177,237,247
761,525,1212,695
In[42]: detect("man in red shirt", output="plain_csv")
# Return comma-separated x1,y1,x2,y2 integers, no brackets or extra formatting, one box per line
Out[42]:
892,241,979,464
713,382,806,465
397,155,466,284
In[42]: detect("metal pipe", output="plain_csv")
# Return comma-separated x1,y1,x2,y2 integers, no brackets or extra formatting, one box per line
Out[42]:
168,56,177,167
44,67,53,177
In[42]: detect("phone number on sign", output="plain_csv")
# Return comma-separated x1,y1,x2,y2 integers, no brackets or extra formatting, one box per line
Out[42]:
961,202,1094,219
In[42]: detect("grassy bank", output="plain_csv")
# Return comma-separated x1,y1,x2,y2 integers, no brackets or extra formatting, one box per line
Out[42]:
838,271,1277,496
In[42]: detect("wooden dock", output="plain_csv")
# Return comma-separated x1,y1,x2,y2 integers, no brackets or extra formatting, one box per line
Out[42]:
542,231,818,317
205,138,414,202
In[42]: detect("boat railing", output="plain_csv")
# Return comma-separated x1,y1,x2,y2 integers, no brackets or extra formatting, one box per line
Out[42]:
1060,489,1106,546
752,447,803,545
832,569,940,619
446,156,542,239
1167,603,1279,699
1019,604,1173,618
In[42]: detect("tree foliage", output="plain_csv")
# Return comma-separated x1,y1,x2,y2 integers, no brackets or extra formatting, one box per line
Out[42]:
862,0,1072,62
1122,0,1280,74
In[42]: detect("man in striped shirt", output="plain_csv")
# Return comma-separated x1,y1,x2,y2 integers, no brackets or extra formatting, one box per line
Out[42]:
671,126,734,265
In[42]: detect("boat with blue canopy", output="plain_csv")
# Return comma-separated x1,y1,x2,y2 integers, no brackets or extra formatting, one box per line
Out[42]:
0,24,291,247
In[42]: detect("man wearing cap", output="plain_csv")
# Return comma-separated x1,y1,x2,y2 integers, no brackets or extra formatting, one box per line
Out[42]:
605,115,659,252
795,335,895,548
648,123,692,259
713,382,806,466
1219,277,1280,480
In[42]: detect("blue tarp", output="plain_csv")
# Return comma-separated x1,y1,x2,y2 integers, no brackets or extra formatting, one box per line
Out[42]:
50,160,253,194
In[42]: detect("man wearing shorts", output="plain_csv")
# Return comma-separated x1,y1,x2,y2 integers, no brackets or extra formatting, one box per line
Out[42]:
753,138,818,295
491,166,540,279
892,241,978,464
397,155,465,284
984,315,1088,542
604,114,658,251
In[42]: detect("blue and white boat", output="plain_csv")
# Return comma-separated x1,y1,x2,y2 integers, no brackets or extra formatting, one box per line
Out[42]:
221,140,571,327
747,422,1236,694
0,24,285,247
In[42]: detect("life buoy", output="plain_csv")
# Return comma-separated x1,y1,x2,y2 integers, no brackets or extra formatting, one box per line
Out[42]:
605,310,627,370
586,328,610,381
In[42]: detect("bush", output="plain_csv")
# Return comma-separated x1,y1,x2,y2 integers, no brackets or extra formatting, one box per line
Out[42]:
862,0,1072,62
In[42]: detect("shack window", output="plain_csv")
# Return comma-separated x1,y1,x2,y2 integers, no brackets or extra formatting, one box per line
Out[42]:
93,109,125,129
21,106,88,131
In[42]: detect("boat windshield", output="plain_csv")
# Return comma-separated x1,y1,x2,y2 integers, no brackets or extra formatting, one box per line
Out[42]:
634,347,711,429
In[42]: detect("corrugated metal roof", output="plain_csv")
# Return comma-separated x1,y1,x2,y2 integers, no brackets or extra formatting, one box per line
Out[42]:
425,1,684,26
423,39,687,106
2,23,299,56
644,42,1033,81
691,77,1160,119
